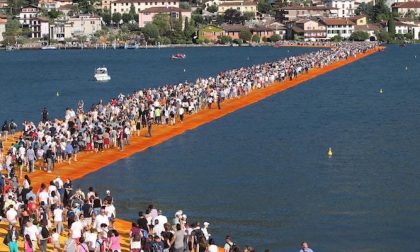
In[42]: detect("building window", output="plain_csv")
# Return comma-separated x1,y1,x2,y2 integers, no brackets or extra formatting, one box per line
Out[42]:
162,1,164,4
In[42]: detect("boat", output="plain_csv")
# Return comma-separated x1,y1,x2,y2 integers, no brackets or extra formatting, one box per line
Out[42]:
94,67,111,82
41,45,57,50
171,53,186,59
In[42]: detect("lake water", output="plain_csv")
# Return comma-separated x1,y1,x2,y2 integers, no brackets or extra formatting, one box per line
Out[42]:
0,46,314,124
2,45,420,252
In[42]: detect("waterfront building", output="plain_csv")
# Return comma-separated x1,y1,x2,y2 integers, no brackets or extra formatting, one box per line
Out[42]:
319,17,355,39
324,0,355,17
393,20,418,34
109,0,179,16
198,25,224,41
392,1,420,15
18,5,40,27
289,19,327,40
275,6,338,23
138,7,191,28
50,14,102,41
268,21,287,39
18,6,51,39
354,23,383,39
217,0,257,15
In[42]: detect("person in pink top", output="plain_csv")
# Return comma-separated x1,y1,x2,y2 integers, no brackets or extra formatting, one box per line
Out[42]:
108,229,121,252
24,234,34,252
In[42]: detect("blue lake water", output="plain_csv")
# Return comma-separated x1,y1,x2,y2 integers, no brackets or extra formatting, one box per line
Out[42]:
2,45,420,251
0,46,314,124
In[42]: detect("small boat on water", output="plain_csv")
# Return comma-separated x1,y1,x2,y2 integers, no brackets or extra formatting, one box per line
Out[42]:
171,53,186,59
41,45,57,50
94,67,111,82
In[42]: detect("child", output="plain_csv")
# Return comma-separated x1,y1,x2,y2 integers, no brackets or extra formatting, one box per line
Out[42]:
52,228,60,252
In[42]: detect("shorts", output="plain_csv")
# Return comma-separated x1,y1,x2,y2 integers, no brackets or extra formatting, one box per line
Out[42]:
104,138,110,145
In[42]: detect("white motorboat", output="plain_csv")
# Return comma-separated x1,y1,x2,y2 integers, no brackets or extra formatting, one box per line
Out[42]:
94,67,111,82
41,45,57,50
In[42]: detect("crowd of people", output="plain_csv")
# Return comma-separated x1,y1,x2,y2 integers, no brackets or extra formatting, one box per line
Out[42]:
0,42,378,251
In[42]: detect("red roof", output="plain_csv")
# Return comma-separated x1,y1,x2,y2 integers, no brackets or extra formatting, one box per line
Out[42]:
140,6,189,13
319,18,355,26
281,6,337,10
392,1,420,8
113,0,178,3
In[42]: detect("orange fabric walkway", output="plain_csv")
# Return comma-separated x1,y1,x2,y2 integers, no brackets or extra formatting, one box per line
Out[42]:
0,47,382,251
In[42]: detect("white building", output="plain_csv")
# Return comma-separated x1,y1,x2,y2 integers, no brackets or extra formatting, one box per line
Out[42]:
319,17,355,39
109,0,180,15
18,5,40,26
50,14,102,40
0,18,6,42
324,0,355,17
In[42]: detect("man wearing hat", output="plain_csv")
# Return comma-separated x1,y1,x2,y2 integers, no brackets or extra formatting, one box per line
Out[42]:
201,222,211,241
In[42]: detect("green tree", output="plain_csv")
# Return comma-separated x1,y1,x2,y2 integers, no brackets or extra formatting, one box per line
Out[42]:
349,31,369,41
375,31,391,42
47,9,63,19
4,19,22,37
257,0,272,14
224,9,243,24
183,17,195,40
101,10,112,25
207,4,218,13
112,12,122,26
153,13,170,36
388,18,396,35
331,34,343,42
243,11,255,21
170,13,186,44
179,1,191,10
239,29,252,42
355,3,374,21
129,3,137,22
6,0,25,16
122,13,131,23
251,34,260,42
219,35,232,44
373,0,391,22
142,22,160,42
192,14,205,25
404,32,414,40
270,34,281,42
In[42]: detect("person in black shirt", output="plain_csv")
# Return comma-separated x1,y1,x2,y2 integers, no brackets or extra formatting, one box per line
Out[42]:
136,211,149,232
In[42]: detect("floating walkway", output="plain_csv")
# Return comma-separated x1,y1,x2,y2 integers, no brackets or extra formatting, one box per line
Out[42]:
0,46,382,251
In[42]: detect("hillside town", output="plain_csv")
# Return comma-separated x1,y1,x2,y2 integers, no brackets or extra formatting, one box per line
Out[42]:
0,0,419,47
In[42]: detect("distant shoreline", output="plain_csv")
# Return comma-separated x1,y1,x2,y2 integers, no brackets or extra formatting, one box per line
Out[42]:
0,42,339,51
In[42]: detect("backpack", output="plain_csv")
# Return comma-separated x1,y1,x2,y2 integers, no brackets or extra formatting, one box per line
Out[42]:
226,242,237,252
192,229,204,245
41,226,49,239
67,209,75,221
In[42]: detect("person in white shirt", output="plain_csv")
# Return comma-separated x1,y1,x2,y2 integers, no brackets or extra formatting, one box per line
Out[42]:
38,189,49,206
6,205,18,227
208,238,218,252
24,221,39,244
70,216,84,240
201,222,211,241
93,207,109,233
53,204,64,234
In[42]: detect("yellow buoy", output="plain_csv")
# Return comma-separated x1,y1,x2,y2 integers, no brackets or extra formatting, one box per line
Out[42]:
328,147,333,157
379,88,383,94
56,91,59,97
